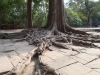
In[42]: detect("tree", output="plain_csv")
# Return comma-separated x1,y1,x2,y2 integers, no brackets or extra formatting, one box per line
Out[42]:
65,8,82,27
6,0,100,75
85,0,93,26
26,0,32,28
33,0,49,27
0,0,27,29
45,0,86,34
68,0,99,27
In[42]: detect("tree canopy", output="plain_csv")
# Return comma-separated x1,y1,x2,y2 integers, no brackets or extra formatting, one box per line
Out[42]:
0,0,100,29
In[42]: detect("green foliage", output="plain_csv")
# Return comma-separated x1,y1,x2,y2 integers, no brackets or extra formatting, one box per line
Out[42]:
33,0,49,27
66,0,100,27
0,0,100,28
0,0,27,26
0,0,49,27
65,8,82,27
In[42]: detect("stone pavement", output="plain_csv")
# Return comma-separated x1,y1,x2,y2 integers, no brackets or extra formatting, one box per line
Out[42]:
0,39,37,74
41,45,100,75
0,29,23,34
0,29,100,75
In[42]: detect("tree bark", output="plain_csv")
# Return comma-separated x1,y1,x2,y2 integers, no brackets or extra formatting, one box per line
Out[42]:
26,0,32,28
45,0,86,34
85,0,92,27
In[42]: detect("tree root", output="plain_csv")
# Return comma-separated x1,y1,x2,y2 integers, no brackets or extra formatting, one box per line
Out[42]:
4,47,38,75
51,38,71,49
72,39,98,48
4,28,100,75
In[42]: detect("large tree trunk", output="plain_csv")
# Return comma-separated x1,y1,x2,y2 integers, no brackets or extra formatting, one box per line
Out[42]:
45,0,86,34
87,16,92,26
26,0,32,28
85,0,92,27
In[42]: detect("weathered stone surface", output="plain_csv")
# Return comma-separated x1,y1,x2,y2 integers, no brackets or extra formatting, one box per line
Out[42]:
14,42,25,48
6,51,22,68
94,69,100,73
16,45,37,57
44,51,66,60
94,43,100,47
0,39,3,46
49,46,61,51
3,39,13,46
22,41,29,46
85,71,100,75
0,46,4,52
2,39,12,44
40,55,53,64
47,56,77,70
70,56,87,64
21,62,35,75
0,29,23,33
86,59,100,69
0,52,13,73
85,48,100,55
4,45,16,52
71,53,97,64
72,45,85,50
58,63,91,75
59,49,78,56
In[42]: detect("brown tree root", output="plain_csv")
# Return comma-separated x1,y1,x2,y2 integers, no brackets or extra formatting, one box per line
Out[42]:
33,55,58,75
4,47,38,75
25,28,100,49
4,42,59,75
4,28,100,75
51,38,72,49
30,42,59,75
72,39,98,48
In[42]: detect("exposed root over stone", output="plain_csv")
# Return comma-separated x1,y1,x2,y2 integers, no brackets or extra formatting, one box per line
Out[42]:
4,28,100,75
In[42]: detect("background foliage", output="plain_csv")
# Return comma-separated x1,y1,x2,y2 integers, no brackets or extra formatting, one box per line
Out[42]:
0,0,100,28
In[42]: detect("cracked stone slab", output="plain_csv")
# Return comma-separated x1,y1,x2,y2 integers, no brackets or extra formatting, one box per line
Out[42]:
0,46,4,52
40,55,53,64
94,69,100,73
6,51,22,68
4,45,16,52
49,46,61,51
47,56,77,70
2,39,13,46
85,71,100,75
0,52,13,73
14,42,26,48
44,50,66,60
70,53,97,64
59,49,78,56
22,41,29,46
16,45,37,57
84,48,100,55
72,45,85,50
12,40,29,46
86,59,100,69
58,63,91,75
2,39,12,43
0,39,3,46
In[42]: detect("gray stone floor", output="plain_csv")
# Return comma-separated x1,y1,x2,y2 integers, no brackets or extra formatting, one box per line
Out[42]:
0,29,100,75
42,45,100,75
0,39,37,74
